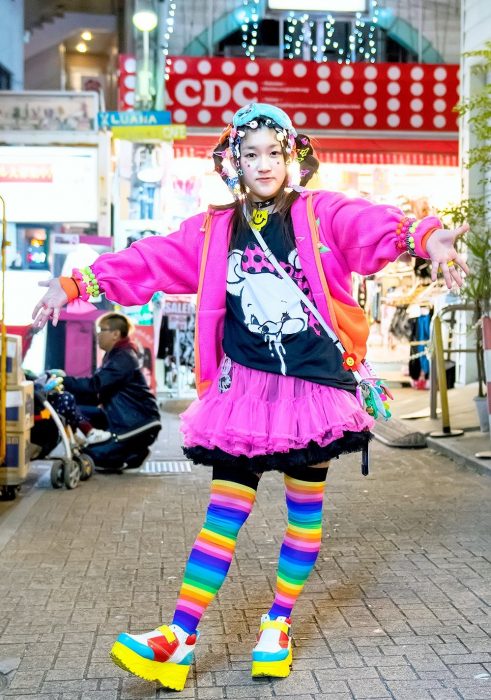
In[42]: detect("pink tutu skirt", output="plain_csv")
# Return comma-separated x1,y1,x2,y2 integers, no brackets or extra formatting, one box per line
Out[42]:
181,358,374,472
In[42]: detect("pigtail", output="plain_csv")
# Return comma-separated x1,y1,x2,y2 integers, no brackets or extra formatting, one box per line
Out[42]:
294,134,320,187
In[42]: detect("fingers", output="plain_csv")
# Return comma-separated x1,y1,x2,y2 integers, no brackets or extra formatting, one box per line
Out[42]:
454,253,470,276
38,280,50,288
431,260,439,282
32,301,43,319
455,223,469,237
52,307,60,327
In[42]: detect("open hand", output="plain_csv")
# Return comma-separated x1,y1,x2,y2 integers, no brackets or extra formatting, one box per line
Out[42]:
426,224,470,288
32,279,68,330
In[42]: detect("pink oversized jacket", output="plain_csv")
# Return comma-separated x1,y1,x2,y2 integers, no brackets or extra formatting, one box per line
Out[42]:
77,190,440,397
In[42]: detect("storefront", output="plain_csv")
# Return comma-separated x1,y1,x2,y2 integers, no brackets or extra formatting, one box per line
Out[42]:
0,90,111,373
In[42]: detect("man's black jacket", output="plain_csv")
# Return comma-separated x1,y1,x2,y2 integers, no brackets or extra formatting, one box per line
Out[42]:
63,339,161,435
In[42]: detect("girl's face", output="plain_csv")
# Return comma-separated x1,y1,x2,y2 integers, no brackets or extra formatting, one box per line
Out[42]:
239,126,287,201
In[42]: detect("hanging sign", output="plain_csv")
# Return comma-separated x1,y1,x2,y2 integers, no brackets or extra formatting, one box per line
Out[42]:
111,124,187,141
166,56,459,133
98,110,172,128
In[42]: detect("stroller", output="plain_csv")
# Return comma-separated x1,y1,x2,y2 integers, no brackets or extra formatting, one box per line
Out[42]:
31,387,95,490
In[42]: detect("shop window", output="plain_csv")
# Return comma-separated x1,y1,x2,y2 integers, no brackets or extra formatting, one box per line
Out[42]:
15,226,50,270
0,63,11,89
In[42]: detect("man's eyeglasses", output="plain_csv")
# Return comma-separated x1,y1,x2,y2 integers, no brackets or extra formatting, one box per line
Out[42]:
97,327,112,333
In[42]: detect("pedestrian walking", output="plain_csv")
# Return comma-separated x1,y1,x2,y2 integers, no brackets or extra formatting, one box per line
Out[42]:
32,102,469,691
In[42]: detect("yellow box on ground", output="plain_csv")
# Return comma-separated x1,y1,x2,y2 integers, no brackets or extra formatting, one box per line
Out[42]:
1,334,24,386
2,430,31,482
6,380,35,432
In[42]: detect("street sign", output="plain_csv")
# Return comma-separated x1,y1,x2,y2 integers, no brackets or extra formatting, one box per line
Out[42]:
98,110,172,128
111,124,187,141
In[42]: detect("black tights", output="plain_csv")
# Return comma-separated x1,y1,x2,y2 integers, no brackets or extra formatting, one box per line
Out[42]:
212,462,329,490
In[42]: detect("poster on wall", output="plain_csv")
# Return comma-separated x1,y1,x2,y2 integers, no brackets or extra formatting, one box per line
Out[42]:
0,91,98,131
165,56,459,133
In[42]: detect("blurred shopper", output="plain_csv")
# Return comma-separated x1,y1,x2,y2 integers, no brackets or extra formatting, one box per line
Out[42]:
62,312,161,469
32,103,469,691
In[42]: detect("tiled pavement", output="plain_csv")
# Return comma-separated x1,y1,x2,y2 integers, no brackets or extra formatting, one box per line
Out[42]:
0,405,490,700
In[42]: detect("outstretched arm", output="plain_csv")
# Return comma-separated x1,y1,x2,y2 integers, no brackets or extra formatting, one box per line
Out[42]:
32,213,205,329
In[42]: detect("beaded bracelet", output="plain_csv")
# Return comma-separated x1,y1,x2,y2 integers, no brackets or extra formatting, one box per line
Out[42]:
405,220,419,257
80,266,101,298
394,216,415,253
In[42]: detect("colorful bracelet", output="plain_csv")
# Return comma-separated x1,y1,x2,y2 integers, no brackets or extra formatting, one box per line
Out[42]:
405,220,419,256
394,216,416,253
72,266,101,299
421,226,439,254
59,276,80,302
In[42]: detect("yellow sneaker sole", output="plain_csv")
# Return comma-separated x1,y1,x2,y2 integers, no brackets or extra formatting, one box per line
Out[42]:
110,641,190,691
251,649,292,678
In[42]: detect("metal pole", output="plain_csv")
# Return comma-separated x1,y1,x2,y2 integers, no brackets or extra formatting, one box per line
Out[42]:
0,195,8,465
208,0,214,56
429,315,464,438
279,15,284,59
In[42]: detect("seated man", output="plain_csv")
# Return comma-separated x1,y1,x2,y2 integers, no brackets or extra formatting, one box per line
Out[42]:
63,312,161,469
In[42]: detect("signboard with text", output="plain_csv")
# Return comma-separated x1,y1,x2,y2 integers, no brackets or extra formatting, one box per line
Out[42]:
166,56,459,133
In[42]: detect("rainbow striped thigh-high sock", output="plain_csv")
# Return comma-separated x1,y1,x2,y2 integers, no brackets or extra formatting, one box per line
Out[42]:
110,477,257,691
251,474,326,678
172,478,258,633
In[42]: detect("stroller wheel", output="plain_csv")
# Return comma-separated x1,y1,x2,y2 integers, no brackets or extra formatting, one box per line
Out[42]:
50,461,64,489
77,453,95,481
63,459,81,490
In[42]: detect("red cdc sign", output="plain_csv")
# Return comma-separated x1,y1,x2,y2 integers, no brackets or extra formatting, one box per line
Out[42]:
166,56,459,133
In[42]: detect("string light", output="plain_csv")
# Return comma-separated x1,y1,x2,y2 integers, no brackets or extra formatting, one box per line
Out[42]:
163,0,177,80
242,0,260,60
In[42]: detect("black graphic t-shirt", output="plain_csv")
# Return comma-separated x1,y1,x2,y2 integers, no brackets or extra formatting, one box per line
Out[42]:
223,212,357,393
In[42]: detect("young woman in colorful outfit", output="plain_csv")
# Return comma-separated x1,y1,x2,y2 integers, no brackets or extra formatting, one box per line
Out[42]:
33,103,468,691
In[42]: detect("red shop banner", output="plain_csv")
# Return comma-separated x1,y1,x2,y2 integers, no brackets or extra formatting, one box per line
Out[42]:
166,56,459,134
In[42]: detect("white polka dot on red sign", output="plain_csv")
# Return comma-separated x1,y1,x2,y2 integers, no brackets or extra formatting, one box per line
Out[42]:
174,109,187,122
387,66,401,80
124,57,136,72
294,111,306,125
270,62,283,77
173,59,187,74
364,97,377,110
410,83,424,96
434,83,447,96
411,66,424,80
294,64,307,78
317,80,330,94
434,115,446,128
317,112,330,126
222,110,234,123
387,114,400,127
341,81,354,94
433,99,446,112
246,62,259,76
222,61,235,75
198,109,211,124
124,75,136,89
387,98,400,111
198,60,211,75
341,113,354,127
341,65,354,79
317,65,330,78
364,113,377,127
364,66,377,79
387,82,401,95
364,82,377,95
434,67,447,81
410,114,423,128
410,98,423,112
124,93,135,107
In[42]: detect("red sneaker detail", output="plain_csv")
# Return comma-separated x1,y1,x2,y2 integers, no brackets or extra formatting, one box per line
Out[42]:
186,634,197,645
148,634,179,662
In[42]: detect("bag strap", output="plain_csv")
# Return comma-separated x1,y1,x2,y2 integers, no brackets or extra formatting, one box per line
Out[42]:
248,220,364,384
